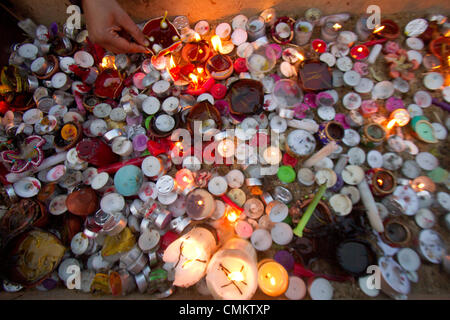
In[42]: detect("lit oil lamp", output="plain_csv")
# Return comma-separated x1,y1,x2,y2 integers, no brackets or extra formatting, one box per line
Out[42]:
142,12,182,56
372,20,400,40
366,168,397,197
386,108,410,131
99,55,116,71
181,33,211,64
350,45,370,60
205,36,234,81
184,66,215,96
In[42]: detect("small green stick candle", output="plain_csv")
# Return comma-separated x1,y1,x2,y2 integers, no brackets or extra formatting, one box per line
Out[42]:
293,183,327,237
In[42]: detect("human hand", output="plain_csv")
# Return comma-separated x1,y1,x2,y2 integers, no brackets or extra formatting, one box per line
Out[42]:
82,0,149,53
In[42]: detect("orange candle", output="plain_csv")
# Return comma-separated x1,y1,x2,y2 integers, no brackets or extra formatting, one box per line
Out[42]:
257,259,289,296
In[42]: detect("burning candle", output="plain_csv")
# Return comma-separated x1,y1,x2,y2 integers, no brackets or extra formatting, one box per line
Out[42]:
217,138,235,158
206,36,234,80
257,259,289,297
312,39,327,53
350,45,369,60
186,188,216,220
373,20,400,40
175,168,195,193
206,238,258,300
271,17,295,44
181,35,211,64
411,176,436,193
366,168,397,197
321,21,342,42
386,109,410,130
262,146,282,166
163,226,217,288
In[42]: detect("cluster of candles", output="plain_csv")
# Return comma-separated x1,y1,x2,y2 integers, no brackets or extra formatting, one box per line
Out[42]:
1,6,450,301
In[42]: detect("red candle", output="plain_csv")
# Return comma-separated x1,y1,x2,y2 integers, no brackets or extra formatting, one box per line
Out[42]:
210,83,227,99
312,39,327,53
76,138,119,167
350,45,369,60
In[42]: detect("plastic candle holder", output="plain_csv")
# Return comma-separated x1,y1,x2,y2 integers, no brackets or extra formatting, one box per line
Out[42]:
312,39,327,53
257,259,289,297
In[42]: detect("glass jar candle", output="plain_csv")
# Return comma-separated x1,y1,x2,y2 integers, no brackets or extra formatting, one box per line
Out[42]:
246,16,266,42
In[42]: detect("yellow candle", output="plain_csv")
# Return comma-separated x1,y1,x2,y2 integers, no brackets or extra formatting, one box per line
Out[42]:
257,259,289,296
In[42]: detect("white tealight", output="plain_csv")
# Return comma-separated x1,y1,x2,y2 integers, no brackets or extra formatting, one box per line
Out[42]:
414,91,432,108
340,186,360,204
354,78,374,94
18,43,38,59
268,202,289,222
397,248,421,272
406,37,424,50
393,78,410,93
317,106,335,121
347,147,365,165
407,104,423,117
382,152,403,171
443,86,450,103
342,165,364,185
437,192,450,211
225,169,245,188
416,152,439,171
155,114,175,132
100,192,125,214
74,51,94,68
343,70,361,87
367,150,383,168
297,168,315,186
251,228,272,251
271,222,293,245
309,278,333,300
342,92,361,110
431,123,447,140
320,52,336,67
285,276,306,300
401,160,421,179
141,156,162,178
232,14,248,30
182,156,202,171
208,176,228,196
407,50,422,65
423,72,444,90
329,194,353,216
358,275,380,297
237,42,254,58
336,56,353,72
415,208,436,229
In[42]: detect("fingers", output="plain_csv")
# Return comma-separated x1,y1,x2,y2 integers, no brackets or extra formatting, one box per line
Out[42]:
98,26,149,54
118,12,150,47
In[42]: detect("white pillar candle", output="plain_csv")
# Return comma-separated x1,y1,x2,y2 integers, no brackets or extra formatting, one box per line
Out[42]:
208,176,228,196
302,141,338,168
250,228,272,251
163,227,217,288
271,222,293,245
285,276,306,300
357,179,384,232
368,44,382,64
206,238,258,300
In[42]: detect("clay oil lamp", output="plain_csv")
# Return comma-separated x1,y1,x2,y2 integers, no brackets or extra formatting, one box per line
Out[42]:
298,60,332,92
382,218,411,247
360,122,387,147
54,121,83,151
429,36,450,61
271,17,295,45
93,68,124,99
184,65,215,96
366,168,397,197
317,120,345,145
181,32,211,65
385,108,410,131
142,12,181,55
186,101,222,135
372,20,400,40
205,35,234,81
227,79,264,116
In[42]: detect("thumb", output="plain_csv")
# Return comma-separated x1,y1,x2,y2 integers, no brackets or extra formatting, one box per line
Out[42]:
119,13,149,47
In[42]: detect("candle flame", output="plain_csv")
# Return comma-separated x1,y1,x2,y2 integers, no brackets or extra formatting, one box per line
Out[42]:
183,176,189,182
332,23,342,31
226,208,239,223
197,200,204,205
169,55,176,69
266,273,276,286
194,32,201,42
101,55,116,70
357,47,363,52
197,67,204,74
228,271,244,282
418,183,425,189
211,35,223,53
386,119,397,130
189,73,199,87
294,51,305,62
377,178,384,187
373,25,385,34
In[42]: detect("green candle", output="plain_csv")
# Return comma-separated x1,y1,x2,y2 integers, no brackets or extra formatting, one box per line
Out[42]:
293,183,327,237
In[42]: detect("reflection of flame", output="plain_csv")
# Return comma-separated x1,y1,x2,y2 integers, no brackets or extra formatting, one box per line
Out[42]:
332,23,342,31
211,35,223,52
373,25,385,34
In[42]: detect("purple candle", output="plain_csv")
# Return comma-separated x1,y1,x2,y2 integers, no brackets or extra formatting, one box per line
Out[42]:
274,250,295,272
133,134,149,152
432,98,450,112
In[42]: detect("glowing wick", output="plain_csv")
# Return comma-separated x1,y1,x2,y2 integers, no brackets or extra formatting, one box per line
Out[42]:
197,200,204,206
332,23,342,31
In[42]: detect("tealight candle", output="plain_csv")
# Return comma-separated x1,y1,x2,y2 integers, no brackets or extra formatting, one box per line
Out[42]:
163,226,217,288
350,45,369,60
312,39,327,53
175,168,196,194
186,188,216,220
321,21,342,42
246,16,266,42
262,146,282,165
206,238,258,300
294,20,313,45
257,259,289,297
411,176,436,193
208,176,228,196
217,138,235,158
194,20,210,36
